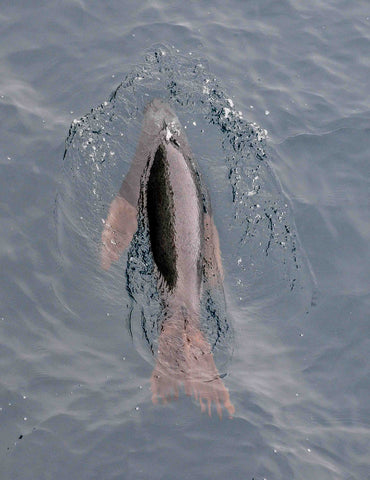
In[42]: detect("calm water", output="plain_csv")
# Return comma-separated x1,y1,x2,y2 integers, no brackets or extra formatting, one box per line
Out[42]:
1,1,369,479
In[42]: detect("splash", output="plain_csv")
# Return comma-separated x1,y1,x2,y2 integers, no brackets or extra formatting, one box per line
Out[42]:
58,45,315,369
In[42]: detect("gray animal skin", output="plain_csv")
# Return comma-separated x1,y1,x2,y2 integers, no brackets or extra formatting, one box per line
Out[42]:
101,99,234,417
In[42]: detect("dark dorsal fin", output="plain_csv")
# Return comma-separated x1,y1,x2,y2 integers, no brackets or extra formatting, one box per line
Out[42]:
146,144,177,290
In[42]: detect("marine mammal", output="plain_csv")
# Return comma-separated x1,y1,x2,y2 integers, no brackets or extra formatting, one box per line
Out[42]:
101,99,234,417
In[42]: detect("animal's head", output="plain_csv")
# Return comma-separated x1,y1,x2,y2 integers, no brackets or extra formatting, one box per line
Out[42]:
143,99,181,138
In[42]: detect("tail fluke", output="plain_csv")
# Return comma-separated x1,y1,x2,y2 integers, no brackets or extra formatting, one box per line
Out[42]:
151,304,234,418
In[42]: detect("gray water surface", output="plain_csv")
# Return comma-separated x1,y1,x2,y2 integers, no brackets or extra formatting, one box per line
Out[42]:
1,1,369,479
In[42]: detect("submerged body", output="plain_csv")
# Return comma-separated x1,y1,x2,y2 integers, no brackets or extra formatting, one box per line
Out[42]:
101,99,234,417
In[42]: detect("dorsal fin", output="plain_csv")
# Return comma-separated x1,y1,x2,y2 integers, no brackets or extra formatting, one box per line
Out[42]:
146,144,178,290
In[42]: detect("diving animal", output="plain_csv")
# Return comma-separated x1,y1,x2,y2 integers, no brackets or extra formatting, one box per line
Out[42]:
101,99,234,417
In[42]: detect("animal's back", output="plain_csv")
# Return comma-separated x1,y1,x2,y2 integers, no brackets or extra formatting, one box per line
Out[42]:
146,141,202,302
146,144,178,290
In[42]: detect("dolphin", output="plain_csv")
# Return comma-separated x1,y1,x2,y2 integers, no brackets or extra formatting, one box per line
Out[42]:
101,99,234,417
